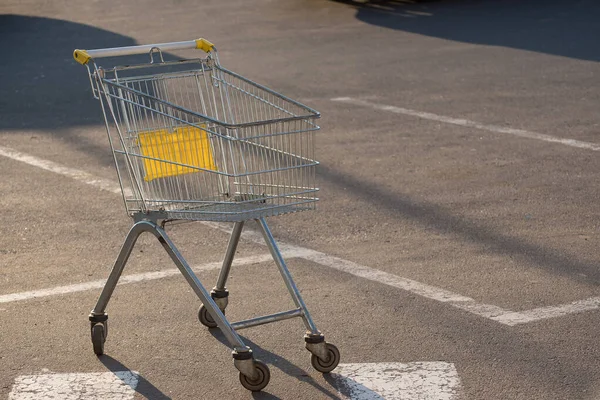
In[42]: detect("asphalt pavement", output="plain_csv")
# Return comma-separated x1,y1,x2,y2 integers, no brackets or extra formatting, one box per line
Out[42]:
1,0,600,399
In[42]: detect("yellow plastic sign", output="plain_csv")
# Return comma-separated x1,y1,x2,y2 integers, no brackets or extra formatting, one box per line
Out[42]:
138,125,216,181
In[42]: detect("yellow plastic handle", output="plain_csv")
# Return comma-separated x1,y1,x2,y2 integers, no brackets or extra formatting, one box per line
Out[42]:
73,49,92,65
195,38,215,53
73,38,216,65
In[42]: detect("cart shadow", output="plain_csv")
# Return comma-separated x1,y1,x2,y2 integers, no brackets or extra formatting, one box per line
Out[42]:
97,355,172,400
318,164,600,284
208,330,343,399
331,0,600,62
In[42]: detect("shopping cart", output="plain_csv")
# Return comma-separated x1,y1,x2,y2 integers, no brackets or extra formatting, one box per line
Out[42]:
73,38,340,391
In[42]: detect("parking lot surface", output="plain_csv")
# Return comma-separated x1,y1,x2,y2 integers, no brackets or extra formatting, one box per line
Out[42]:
2,1,600,398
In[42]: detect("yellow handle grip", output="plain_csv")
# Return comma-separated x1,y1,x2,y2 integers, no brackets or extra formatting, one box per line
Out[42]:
73,38,216,65
195,38,215,53
73,49,92,65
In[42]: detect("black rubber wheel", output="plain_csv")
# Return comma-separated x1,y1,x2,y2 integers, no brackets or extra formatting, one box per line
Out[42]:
239,360,270,392
198,305,221,328
311,343,340,373
103,320,108,339
91,323,106,356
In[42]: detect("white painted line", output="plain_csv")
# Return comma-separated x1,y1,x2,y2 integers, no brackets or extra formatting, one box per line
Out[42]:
492,296,600,326
205,214,600,325
1,147,599,325
0,145,122,194
205,221,517,318
9,371,139,400
332,97,600,151
0,253,272,304
332,362,461,400
302,251,473,303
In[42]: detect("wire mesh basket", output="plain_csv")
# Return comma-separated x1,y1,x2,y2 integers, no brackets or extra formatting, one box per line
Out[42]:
93,54,320,221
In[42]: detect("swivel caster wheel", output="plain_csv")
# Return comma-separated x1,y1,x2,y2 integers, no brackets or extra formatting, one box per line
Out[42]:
311,343,340,373
198,305,223,328
91,322,107,356
239,360,270,392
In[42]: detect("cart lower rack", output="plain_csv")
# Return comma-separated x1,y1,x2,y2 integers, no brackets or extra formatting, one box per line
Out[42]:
73,38,339,391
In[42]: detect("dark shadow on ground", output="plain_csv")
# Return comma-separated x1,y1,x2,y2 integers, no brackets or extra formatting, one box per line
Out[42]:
0,15,138,131
319,163,600,284
98,355,172,399
0,15,144,167
0,14,199,170
0,15,183,167
332,0,600,62
208,329,342,399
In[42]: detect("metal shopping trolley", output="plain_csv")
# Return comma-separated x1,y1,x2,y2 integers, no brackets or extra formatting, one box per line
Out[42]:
73,38,340,391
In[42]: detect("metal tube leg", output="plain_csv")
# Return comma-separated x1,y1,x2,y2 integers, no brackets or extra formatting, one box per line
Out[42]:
256,218,320,335
214,221,244,291
152,223,249,352
91,220,149,315
211,221,244,310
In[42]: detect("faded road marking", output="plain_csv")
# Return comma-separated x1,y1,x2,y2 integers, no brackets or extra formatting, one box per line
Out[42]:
9,371,139,400
332,362,461,400
0,251,311,304
0,146,122,194
491,296,600,325
332,97,600,151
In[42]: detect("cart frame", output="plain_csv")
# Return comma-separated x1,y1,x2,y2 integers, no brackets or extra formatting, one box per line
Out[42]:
74,38,339,392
